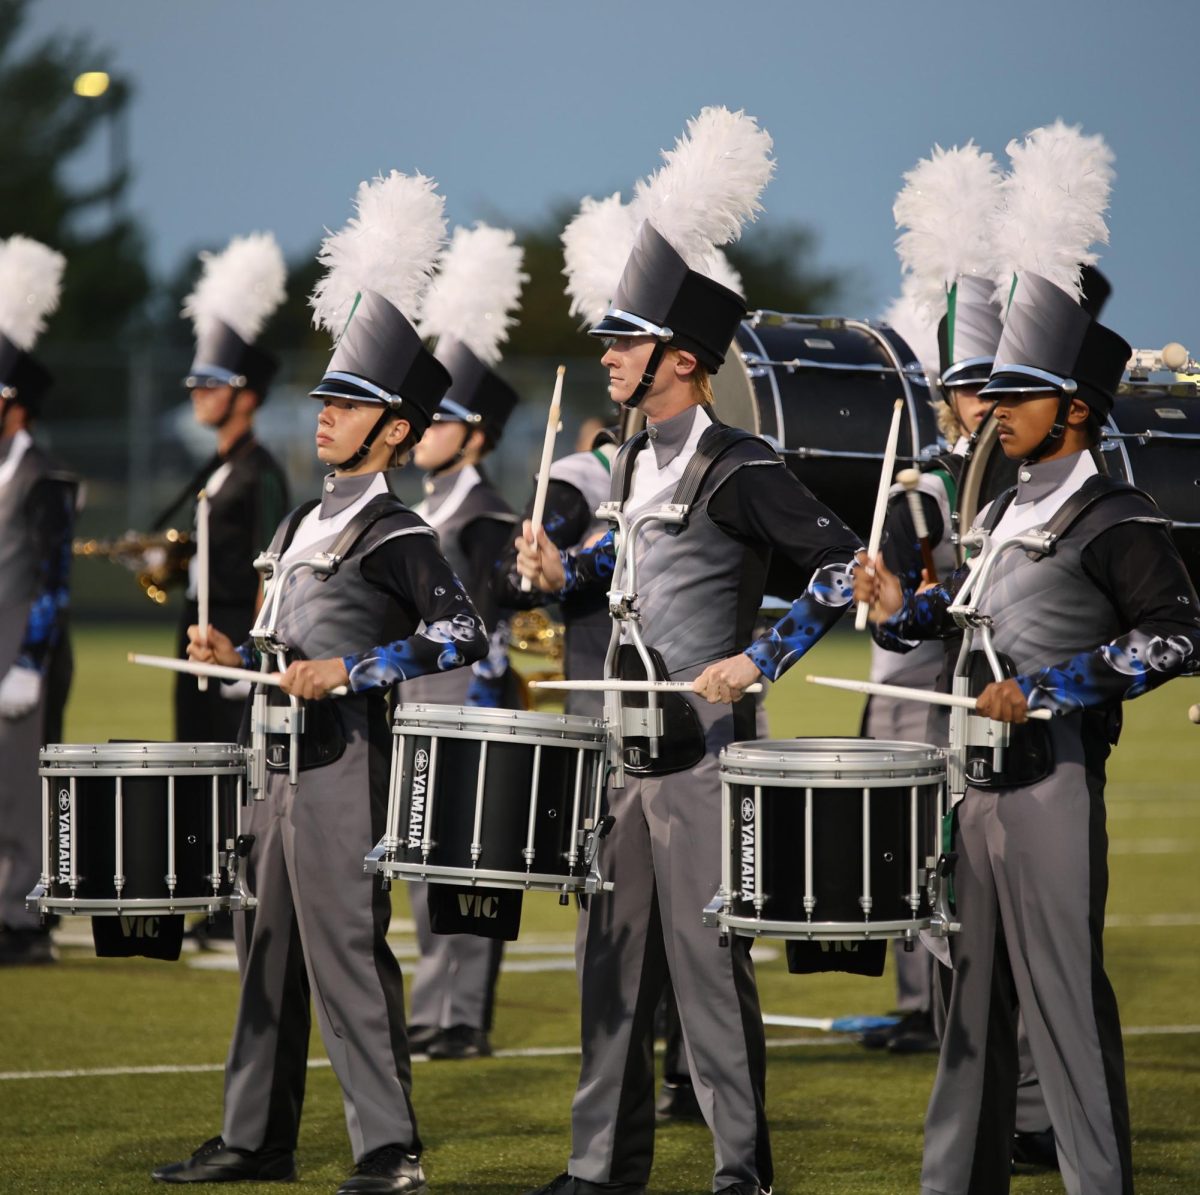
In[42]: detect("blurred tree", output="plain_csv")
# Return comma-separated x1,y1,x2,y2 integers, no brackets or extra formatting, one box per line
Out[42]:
0,0,151,347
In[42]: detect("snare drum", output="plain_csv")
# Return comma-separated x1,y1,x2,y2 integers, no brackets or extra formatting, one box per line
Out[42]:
27,742,251,916
711,314,940,541
367,705,609,894
709,738,946,941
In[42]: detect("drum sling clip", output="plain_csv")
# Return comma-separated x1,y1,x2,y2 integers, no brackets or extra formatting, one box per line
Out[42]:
581,815,616,897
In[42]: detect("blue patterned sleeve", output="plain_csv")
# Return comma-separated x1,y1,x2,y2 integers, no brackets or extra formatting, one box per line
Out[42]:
15,478,76,675
1014,523,1200,713
559,529,616,597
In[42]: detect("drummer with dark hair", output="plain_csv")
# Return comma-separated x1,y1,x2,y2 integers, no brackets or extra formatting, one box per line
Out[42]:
514,108,863,1195
401,224,526,1063
153,173,486,1195
855,271,1200,1195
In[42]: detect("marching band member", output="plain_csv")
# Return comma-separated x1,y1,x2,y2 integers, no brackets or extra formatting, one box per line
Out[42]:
515,108,863,1195
402,224,526,1062
153,172,485,1195
0,237,75,968
169,234,290,745
856,267,1200,1195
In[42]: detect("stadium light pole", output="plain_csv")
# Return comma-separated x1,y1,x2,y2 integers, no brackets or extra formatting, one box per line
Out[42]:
73,71,129,227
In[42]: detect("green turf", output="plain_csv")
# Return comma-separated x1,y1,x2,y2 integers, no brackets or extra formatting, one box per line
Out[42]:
1,625,1197,1193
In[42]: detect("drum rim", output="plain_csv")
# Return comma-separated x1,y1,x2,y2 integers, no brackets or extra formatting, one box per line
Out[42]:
721,737,943,770
39,741,246,768
392,702,607,742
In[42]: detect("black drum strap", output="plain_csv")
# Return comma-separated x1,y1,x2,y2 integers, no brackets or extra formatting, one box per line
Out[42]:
664,424,759,536
1028,477,1161,557
316,495,433,581
980,488,1017,534
610,429,650,505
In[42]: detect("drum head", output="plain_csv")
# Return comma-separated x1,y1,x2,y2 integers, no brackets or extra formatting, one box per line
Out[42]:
392,703,607,745
40,741,246,772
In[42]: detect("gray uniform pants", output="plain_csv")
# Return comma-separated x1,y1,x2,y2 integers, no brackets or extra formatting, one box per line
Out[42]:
921,724,1132,1195
222,702,418,1162
568,694,771,1192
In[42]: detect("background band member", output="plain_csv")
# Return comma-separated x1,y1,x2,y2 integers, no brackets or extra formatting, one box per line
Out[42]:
0,236,75,967
857,270,1200,1195
153,172,484,1195
167,233,290,746
402,223,526,1061
516,109,862,1195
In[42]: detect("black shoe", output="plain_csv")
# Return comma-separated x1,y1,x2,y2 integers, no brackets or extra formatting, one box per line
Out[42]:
337,1145,427,1194
523,1175,644,1195
1012,1127,1059,1170
887,1011,939,1055
0,927,57,966
426,1024,492,1060
406,1023,440,1054
655,1078,704,1123
716,1185,773,1195
152,1136,296,1183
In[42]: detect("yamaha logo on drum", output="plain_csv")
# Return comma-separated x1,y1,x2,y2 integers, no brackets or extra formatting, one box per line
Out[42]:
57,787,71,885
739,794,755,897
408,745,431,845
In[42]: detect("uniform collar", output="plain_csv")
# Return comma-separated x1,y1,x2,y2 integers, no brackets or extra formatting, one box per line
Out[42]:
318,470,379,519
645,404,704,469
1012,450,1091,507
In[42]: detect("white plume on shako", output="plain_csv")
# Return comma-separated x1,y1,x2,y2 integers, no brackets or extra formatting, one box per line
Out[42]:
419,224,528,367
181,232,287,342
309,170,447,338
992,120,1115,304
0,235,66,351
881,274,940,374
892,140,1004,321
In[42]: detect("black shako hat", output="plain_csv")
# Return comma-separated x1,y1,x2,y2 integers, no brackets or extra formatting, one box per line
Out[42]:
980,272,1130,418
309,289,450,436
588,223,746,373
936,274,1004,390
431,338,519,441
184,319,279,397
0,335,53,413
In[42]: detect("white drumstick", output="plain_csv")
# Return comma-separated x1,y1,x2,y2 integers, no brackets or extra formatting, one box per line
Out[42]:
128,652,348,697
522,364,566,592
805,674,1053,720
196,489,210,691
531,679,764,695
855,398,905,632
896,467,938,584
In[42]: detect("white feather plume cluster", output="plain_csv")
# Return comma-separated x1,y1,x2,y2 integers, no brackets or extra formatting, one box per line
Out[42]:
182,232,286,342
561,192,638,325
0,235,66,351
699,249,744,297
310,171,446,338
992,120,1115,304
893,141,1003,320
418,224,528,367
631,106,775,268
881,274,939,372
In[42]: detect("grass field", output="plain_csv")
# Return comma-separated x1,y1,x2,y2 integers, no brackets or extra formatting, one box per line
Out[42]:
2,624,1198,1194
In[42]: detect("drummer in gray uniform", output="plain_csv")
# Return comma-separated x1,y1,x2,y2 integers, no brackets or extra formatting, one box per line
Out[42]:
401,347,521,1064
0,236,75,968
856,271,1200,1195
514,110,863,1195
153,173,485,1195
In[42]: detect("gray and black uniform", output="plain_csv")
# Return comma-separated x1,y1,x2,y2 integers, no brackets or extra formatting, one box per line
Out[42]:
555,404,861,1193
0,431,76,932
885,449,1200,1195
403,463,518,1037
219,470,486,1164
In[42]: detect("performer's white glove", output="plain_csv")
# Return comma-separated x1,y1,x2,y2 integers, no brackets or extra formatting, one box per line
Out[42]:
0,665,42,719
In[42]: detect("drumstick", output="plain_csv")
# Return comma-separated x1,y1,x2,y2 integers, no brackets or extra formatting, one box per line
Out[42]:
895,468,938,584
1189,703,1200,725
855,398,905,632
127,652,348,698
531,679,763,695
805,674,1053,720
522,364,566,592
196,489,209,691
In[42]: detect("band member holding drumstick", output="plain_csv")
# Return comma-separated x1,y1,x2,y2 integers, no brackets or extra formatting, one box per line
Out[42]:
401,224,525,1063
855,269,1200,1195
153,173,485,1195
168,234,290,745
0,237,76,968
515,108,862,1195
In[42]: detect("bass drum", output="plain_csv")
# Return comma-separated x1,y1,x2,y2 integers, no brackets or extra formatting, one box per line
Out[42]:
958,385,1200,583
711,313,942,540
